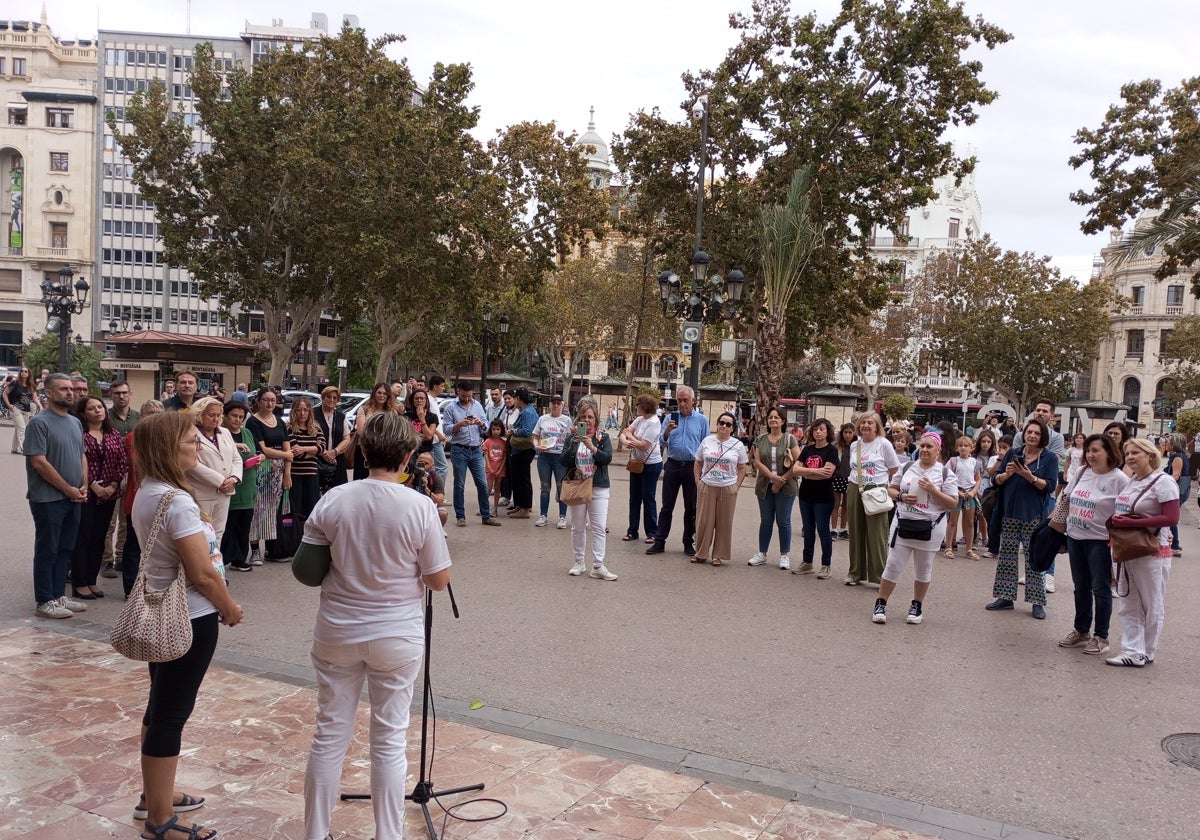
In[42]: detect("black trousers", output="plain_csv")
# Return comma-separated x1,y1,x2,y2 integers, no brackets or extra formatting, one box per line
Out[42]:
221,507,254,567
72,499,116,589
510,447,536,509
655,459,697,549
142,612,219,757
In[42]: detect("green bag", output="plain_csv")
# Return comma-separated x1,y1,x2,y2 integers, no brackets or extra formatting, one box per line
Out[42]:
291,541,332,587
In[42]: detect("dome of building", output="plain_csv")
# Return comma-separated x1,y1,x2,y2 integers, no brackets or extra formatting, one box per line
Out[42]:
578,106,610,178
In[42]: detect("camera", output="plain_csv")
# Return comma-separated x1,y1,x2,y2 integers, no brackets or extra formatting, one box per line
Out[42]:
407,459,430,497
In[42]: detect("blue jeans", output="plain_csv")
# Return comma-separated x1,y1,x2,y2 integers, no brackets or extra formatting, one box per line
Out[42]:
1067,537,1114,639
430,440,448,482
123,514,142,598
627,461,663,538
798,498,834,565
537,451,568,518
450,445,492,522
758,491,796,554
31,499,81,605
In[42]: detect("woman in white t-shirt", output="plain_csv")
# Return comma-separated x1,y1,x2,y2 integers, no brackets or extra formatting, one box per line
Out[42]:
846,412,903,585
872,431,958,625
131,411,243,840
298,412,452,840
1058,433,1130,657
691,411,749,566
619,393,664,543
1105,437,1180,667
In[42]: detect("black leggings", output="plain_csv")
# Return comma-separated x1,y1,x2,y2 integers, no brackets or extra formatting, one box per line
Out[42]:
221,507,253,566
142,612,218,757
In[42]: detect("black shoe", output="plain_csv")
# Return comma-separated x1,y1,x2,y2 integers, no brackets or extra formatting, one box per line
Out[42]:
683,544,695,556
1031,604,1046,620
645,542,665,555
230,561,253,572
985,598,1014,611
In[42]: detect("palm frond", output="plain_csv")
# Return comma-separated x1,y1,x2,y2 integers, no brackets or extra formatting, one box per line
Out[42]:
755,167,823,311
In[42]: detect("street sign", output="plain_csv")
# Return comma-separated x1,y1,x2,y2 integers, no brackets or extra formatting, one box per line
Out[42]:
681,342,692,354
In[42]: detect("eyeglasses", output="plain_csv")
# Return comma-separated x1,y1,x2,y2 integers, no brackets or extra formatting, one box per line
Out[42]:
717,420,734,428
182,437,202,448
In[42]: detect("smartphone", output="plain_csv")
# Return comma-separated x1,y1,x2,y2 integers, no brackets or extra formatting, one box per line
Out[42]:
671,411,680,424
577,422,587,438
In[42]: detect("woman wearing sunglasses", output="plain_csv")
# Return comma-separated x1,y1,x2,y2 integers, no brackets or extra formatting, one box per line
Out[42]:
691,412,749,567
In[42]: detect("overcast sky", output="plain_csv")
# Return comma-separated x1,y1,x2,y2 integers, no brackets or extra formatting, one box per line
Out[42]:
29,0,1200,280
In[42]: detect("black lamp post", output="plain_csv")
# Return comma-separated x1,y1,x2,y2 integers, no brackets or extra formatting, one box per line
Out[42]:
41,265,89,373
108,308,142,337
659,95,746,392
479,303,510,398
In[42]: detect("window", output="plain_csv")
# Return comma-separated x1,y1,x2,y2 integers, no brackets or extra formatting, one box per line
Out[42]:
170,309,179,324
1126,329,1145,358
13,57,26,76
49,152,69,172
50,223,68,249
897,216,911,241
1130,286,1145,308
7,107,26,126
948,217,961,239
608,354,627,375
46,108,74,128
1167,285,1185,306
0,58,5,74
632,352,653,377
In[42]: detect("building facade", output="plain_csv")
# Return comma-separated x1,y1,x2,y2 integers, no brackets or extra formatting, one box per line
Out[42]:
0,15,97,365
1089,214,1191,432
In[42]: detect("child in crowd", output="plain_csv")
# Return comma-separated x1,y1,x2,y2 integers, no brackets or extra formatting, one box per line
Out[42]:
483,419,508,519
974,431,998,546
945,435,982,560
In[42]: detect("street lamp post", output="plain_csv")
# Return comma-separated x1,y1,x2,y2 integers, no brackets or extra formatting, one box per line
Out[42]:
41,265,89,374
479,303,510,398
659,95,746,392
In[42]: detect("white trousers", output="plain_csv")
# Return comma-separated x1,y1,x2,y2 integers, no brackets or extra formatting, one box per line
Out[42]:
571,487,610,567
882,519,947,585
304,635,423,840
10,407,29,453
1116,555,1171,661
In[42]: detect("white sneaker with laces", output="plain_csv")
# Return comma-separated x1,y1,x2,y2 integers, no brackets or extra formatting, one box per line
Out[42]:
779,555,791,570
1044,573,1056,593
535,515,548,527
590,565,618,581
1106,653,1146,668
568,560,586,576
36,600,73,619
57,596,89,613
748,552,767,566
557,516,567,529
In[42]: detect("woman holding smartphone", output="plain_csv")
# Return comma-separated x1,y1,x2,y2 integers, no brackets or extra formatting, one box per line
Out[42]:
559,398,615,580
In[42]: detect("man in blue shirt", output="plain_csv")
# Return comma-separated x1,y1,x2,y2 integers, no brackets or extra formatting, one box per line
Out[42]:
647,385,706,556
441,379,502,528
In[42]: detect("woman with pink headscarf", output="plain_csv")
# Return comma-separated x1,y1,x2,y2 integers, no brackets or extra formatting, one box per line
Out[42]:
871,431,958,625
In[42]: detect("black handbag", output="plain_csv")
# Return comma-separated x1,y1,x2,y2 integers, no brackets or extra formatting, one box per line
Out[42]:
896,517,934,541
1028,516,1066,573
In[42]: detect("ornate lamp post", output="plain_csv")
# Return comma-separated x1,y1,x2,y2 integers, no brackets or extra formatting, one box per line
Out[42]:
41,265,89,373
658,95,746,392
479,303,510,398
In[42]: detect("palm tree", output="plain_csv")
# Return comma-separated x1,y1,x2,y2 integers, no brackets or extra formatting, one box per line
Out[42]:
1111,160,1200,285
753,166,824,413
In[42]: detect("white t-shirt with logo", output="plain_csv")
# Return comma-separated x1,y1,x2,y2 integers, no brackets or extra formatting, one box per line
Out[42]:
1065,468,1131,541
534,414,573,454
891,461,956,522
696,434,748,488
849,437,903,487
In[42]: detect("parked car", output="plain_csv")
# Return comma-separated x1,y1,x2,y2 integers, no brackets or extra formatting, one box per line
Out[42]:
336,391,372,426
279,389,322,422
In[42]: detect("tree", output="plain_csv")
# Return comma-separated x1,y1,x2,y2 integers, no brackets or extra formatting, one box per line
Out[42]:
1070,77,1200,290
1174,409,1200,439
20,335,102,387
924,237,1120,417
880,393,916,424
1156,315,1200,404
612,0,1010,371
753,168,823,413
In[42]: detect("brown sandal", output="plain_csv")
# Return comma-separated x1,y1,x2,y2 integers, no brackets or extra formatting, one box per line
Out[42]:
710,559,724,567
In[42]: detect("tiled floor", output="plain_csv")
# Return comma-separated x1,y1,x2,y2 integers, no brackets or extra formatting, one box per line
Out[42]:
0,625,934,839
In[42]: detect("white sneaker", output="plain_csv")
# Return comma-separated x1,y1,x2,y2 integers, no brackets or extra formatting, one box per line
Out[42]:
778,555,791,571
569,560,586,576
590,565,618,581
557,516,567,529
1017,575,1026,585
36,600,73,619
535,515,548,527
1044,573,1056,593
792,562,814,575
748,552,767,566
57,596,89,613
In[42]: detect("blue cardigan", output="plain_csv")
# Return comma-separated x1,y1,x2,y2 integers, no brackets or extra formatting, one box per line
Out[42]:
994,446,1058,522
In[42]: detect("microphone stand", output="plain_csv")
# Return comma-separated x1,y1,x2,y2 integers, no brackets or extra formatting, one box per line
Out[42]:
340,583,484,839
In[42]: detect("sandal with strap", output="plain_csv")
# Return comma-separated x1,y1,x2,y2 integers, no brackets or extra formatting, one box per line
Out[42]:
134,792,206,821
141,815,217,840
944,548,955,560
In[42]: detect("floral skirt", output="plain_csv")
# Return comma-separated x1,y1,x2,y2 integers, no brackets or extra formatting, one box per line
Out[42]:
250,458,284,542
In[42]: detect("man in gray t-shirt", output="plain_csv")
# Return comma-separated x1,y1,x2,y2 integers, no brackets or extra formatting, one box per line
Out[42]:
25,373,88,618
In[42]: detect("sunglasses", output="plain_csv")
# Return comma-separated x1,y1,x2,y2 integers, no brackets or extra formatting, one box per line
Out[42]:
716,420,734,428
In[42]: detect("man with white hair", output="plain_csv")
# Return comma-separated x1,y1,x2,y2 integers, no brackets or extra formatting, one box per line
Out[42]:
646,386,706,557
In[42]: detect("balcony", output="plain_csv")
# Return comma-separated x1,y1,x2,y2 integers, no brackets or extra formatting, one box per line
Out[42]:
36,247,84,261
866,236,919,250
1125,353,1144,363
1166,305,1184,316
0,247,22,258
1127,305,1143,316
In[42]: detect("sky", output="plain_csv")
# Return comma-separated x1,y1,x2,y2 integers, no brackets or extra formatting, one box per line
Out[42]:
25,0,1200,281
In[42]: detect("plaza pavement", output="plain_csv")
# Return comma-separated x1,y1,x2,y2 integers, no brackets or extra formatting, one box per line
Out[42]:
3,429,1199,839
